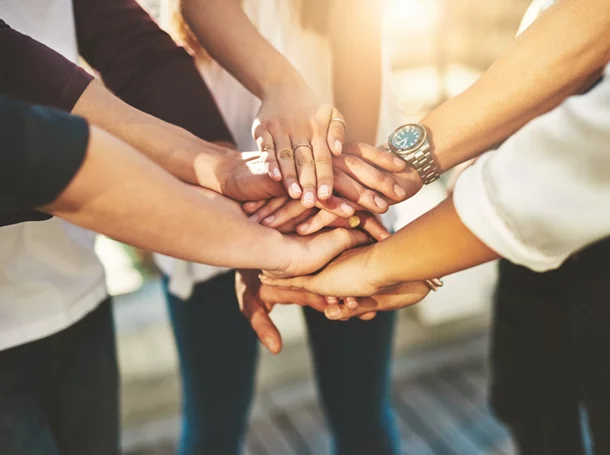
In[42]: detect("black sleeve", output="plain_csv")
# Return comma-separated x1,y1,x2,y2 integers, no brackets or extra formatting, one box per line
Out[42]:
0,95,89,226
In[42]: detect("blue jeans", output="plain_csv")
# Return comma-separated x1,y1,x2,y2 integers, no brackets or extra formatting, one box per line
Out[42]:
0,298,119,455
165,272,400,455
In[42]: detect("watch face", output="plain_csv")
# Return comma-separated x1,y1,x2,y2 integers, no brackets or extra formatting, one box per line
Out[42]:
390,124,426,151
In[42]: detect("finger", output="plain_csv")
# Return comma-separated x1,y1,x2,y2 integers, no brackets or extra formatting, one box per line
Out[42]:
324,300,379,320
343,142,406,173
249,305,283,354
273,134,302,199
345,297,359,309
293,141,317,208
334,153,407,202
259,273,310,290
260,285,328,313
276,208,318,234
243,200,267,214
249,197,289,225
353,213,391,242
263,199,310,229
296,209,339,236
253,129,280,181
359,312,378,321
327,107,345,156
333,168,389,214
315,195,355,218
305,227,370,267
311,136,334,201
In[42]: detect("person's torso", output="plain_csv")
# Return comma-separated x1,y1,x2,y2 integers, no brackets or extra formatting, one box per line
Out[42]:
0,0,106,350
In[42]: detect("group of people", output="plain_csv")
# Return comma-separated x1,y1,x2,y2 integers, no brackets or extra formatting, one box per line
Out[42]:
1,0,610,454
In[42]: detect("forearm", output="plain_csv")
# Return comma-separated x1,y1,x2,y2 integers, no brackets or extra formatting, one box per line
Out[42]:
45,126,288,271
422,0,610,172
368,198,498,285
329,0,381,144
180,0,307,99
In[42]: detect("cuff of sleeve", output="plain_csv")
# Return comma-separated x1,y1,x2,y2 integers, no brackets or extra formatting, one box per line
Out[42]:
453,153,568,272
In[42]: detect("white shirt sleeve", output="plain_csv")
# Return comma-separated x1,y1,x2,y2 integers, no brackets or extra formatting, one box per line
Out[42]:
453,71,610,272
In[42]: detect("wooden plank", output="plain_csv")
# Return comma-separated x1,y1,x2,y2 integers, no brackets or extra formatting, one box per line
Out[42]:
249,415,299,455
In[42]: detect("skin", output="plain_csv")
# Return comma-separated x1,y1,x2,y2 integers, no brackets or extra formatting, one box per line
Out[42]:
180,0,345,205
43,125,372,276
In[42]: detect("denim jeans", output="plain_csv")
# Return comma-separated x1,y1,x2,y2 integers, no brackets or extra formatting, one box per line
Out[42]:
0,298,119,455
165,271,400,455
490,239,610,455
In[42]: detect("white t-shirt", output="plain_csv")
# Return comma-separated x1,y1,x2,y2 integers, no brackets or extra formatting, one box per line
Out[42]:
0,0,107,351
156,0,422,299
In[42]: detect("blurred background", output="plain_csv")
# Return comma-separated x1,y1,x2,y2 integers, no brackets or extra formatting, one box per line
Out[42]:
100,0,532,453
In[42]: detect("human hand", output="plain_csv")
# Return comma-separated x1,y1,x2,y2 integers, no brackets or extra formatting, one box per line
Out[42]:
322,282,431,321
252,80,344,208
236,269,329,354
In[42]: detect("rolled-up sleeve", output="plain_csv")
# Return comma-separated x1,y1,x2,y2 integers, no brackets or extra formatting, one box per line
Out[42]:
454,73,610,272
0,95,89,226
0,19,93,111
73,0,234,144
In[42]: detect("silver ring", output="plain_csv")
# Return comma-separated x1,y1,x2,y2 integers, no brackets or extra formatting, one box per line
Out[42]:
330,117,347,128
425,278,444,292
293,143,313,152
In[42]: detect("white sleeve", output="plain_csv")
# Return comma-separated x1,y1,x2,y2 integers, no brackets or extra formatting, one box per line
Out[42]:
453,73,610,272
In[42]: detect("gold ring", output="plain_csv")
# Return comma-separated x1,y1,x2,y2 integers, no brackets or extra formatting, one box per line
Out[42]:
293,143,313,152
348,215,361,228
425,278,444,292
330,117,347,128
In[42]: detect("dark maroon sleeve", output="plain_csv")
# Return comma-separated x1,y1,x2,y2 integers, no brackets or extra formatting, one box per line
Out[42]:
73,0,234,144
0,19,93,112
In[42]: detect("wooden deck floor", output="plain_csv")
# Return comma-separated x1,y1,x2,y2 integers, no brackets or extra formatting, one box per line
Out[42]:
243,360,514,455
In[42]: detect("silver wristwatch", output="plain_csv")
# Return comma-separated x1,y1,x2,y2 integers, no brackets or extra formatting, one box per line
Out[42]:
388,123,440,185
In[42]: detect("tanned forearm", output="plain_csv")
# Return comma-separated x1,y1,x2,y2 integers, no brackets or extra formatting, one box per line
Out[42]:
422,0,610,172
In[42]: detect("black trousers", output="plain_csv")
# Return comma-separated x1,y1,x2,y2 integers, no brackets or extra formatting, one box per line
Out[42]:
490,239,610,455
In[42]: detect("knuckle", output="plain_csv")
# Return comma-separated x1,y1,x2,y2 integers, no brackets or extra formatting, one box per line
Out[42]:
314,154,333,166
375,170,392,186
278,148,294,161
296,155,315,167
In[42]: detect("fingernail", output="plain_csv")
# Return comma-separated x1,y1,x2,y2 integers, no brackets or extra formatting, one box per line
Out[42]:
334,140,343,154
394,184,407,198
326,296,338,303
319,184,331,198
374,196,388,209
341,203,354,214
258,274,268,281
381,232,391,240
262,215,275,225
290,182,302,196
393,155,405,167
265,336,278,353
347,300,359,309
326,305,341,319
249,214,260,223
272,168,282,179
303,192,315,206
297,223,309,233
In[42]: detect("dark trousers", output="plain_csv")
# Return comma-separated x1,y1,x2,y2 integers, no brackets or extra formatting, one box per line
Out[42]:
165,271,400,455
0,298,120,455
490,239,610,455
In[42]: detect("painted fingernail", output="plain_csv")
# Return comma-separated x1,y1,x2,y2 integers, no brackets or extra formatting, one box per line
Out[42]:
290,182,302,196
326,305,341,319
319,184,331,198
374,196,388,209
348,216,361,228
341,203,354,214
262,215,275,225
303,192,315,206
334,140,343,154
272,168,282,179
393,155,405,167
394,184,407,198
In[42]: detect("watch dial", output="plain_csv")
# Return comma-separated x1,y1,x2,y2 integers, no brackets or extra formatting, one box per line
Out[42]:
392,124,424,151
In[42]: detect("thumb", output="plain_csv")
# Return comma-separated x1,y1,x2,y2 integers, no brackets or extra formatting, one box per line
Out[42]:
249,306,283,354
311,228,369,262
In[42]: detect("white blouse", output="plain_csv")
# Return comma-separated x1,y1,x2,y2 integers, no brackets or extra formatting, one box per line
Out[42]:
454,66,610,272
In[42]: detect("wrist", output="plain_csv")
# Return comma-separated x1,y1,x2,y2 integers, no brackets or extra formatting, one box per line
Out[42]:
367,241,404,290
259,69,309,102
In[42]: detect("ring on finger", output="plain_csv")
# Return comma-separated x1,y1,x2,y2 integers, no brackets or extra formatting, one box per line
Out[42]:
425,278,444,292
330,117,347,128
293,143,313,153
348,215,361,228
